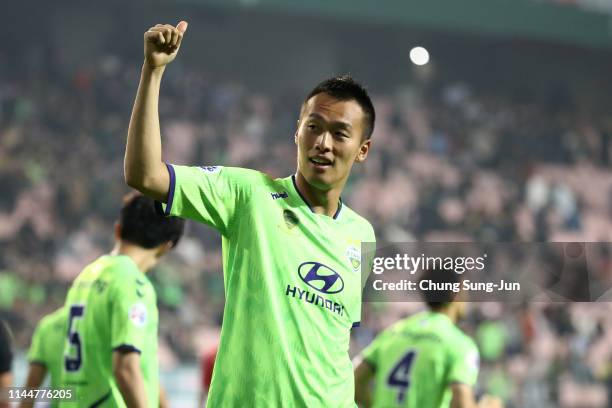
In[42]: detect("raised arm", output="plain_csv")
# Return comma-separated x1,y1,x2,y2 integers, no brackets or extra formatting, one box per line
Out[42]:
125,21,188,202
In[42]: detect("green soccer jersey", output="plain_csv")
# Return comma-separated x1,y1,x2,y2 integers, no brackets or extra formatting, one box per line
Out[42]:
59,255,159,408
160,165,375,407
27,307,67,408
361,311,479,408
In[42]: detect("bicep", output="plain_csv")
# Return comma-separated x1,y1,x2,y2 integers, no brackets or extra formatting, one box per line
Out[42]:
24,363,47,388
137,163,171,203
112,349,141,376
354,358,375,407
354,357,375,385
450,383,476,408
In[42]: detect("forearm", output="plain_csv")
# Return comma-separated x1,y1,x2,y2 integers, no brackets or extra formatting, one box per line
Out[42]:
19,364,46,408
451,397,477,408
159,386,169,408
450,384,481,408
125,64,168,201
114,365,148,408
0,372,11,408
355,386,372,408
354,359,374,408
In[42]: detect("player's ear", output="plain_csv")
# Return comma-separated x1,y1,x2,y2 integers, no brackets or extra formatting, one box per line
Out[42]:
155,241,174,258
355,139,371,163
294,122,299,145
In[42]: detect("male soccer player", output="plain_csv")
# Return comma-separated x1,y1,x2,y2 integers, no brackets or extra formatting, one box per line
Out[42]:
20,307,67,408
353,268,502,408
125,21,376,406
59,193,184,407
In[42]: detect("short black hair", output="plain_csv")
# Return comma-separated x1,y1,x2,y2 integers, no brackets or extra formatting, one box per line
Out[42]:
419,268,461,310
303,74,376,140
119,193,185,249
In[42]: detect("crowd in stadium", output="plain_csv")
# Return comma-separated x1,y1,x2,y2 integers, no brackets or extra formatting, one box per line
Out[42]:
1,48,612,407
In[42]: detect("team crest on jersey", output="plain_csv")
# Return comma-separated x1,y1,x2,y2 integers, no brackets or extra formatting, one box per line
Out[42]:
466,351,479,372
199,166,222,174
283,209,300,229
346,246,361,272
129,303,147,327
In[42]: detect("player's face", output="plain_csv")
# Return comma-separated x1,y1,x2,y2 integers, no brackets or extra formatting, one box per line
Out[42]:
295,93,370,190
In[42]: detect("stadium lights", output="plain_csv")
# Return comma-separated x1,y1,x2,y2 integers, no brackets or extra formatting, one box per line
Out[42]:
409,46,430,66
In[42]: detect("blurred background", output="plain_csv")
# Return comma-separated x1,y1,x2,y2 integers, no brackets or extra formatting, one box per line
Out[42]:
2,0,612,406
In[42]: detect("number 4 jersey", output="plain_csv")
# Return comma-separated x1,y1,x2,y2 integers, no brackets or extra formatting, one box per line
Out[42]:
361,311,479,408
59,255,159,407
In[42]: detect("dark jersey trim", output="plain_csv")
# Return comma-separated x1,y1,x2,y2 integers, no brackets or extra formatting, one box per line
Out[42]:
112,344,142,354
164,163,176,216
155,163,176,217
291,174,342,220
352,321,361,328
333,198,343,220
89,391,111,408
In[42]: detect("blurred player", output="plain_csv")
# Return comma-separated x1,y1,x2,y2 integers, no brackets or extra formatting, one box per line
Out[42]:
354,268,502,408
59,193,184,407
20,307,67,408
0,320,12,408
125,21,376,406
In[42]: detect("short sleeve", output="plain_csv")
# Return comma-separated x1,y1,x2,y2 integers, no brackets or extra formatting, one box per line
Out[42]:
447,340,479,387
110,277,156,353
354,222,377,326
27,319,47,366
360,224,377,289
158,165,255,236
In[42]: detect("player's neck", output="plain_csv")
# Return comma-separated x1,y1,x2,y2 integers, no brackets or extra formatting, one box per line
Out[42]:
295,172,343,217
111,242,156,273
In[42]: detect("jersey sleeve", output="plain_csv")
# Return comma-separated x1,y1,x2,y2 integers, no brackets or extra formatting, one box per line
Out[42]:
27,318,48,366
157,164,255,236
109,277,156,353
360,223,377,289
447,339,479,387
353,222,377,326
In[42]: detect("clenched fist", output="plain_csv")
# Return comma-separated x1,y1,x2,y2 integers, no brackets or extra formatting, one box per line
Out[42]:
144,21,188,68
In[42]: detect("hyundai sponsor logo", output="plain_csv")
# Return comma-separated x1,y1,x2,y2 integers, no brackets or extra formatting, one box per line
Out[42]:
298,262,344,294
285,285,344,316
